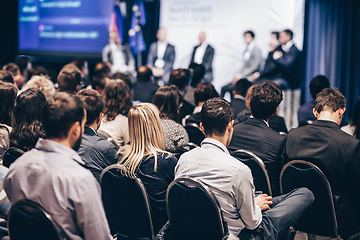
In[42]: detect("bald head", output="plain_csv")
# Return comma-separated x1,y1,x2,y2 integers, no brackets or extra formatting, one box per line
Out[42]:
199,32,206,45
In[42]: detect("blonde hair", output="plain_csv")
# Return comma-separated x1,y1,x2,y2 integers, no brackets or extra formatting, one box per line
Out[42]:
25,75,55,98
119,103,170,177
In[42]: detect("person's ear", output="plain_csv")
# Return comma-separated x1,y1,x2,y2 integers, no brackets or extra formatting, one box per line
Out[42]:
199,122,205,135
313,108,319,118
69,121,81,140
339,107,346,118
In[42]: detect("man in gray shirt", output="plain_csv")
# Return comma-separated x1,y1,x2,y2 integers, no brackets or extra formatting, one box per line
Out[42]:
4,93,112,240
175,97,314,240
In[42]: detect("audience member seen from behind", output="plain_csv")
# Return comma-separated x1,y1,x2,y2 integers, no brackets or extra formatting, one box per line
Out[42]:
236,85,288,133
3,63,25,89
119,103,178,233
133,65,159,103
76,89,118,182
184,63,206,105
15,56,32,82
175,97,314,240
9,88,46,154
0,82,18,161
112,72,133,91
285,88,360,236
183,82,219,128
24,75,55,99
231,78,252,117
57,64,82,94
228,81,286,196
4,92,113,240
26,65,49,81
92,72,110,95
0,70,15,84
347,96,360,138
153,85,189,153
98,79,132,150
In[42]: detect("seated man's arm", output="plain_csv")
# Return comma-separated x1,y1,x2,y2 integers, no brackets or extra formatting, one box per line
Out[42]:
72,176,113,240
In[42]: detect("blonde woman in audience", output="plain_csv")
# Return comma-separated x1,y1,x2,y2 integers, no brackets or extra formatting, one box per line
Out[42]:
99,79,131,149
153,85,189,153
119,103,178,233
24,75,55,98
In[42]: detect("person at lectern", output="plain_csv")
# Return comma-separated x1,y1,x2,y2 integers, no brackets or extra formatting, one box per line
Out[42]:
147,28,175,85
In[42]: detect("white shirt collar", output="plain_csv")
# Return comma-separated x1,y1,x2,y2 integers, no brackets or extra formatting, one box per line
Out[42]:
282,40,294,52
201,138,230,155
249,116,270,127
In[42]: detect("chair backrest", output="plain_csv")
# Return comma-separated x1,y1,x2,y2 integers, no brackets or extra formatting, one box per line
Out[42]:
100,164,154,239
166,177,228,240
280,160,338,237
232,149,272,196
175,142,198,159
3,147,24,168
184,123,205,146
7,199,67,240
97,130,119,149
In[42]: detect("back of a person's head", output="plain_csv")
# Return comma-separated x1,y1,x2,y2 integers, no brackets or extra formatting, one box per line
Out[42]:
27,65,49,80
0,81,18,125
94,62,111,76
201,97,234,137
15,56,31,73
112,72,133,90
0,70,14,84
283,29,294,39
77,89,104,125
57,64,81,93
153,85,181,122
25,75,55,99
103,79,132,121
42,92,85,139
235,78,252,97
194,82,219,106
92,72,108,91
10,88,46,151
250,81,283,120
120,103,167,176
188,63,205,88
136,66,153,83
314,88,346,114
71,58,85,72
168,68,191,91
2,63,19,76
310,75,330,99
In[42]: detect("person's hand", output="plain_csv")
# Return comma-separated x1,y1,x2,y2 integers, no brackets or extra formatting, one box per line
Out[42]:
255,194,273,211
251,72,260,81
273,51,283,60
152,68,165,77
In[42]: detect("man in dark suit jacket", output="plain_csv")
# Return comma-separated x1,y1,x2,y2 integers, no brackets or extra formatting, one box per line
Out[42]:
133,65,159,103
231,78,252,117
228,81,286,196
189,32,214,82
284,88,360,236
76,89,118,182
147,28,175,84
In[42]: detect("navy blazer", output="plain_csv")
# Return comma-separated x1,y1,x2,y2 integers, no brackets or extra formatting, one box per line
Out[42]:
190,44,215,82
147,42,175,83
77,127,118,182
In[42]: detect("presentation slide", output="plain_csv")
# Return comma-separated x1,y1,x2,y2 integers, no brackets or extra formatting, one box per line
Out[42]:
18,0,113,56
160,0,305,91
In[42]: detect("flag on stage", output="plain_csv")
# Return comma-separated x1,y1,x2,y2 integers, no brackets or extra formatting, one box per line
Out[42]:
114,4,124,41
129,0,146,54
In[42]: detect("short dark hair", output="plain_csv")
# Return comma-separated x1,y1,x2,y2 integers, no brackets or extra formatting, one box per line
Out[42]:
42,93,85,139
92,73,108,91
2,63,19,76
15,56,31,74
201,97,234,136
309,75,330,99
168,68,191,91
235,78,252,97
77,89,104,125
315,88,346,113
94,62,111,76
72,58,85,71
103,79,132,121
244,30,255,38
283,29,294,40
271,31,279,40
10,88,46,151
137,66,153,82
27,65,49,80
0,81,18,125
153,85,181,122
0,70,14,84
188,63,205,88
250,81,283,120
112,72,133,90
194,82,219,106
57,64,81,93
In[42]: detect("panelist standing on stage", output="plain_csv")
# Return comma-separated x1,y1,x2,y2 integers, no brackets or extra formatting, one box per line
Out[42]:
147,28,175,85
189,32,215,83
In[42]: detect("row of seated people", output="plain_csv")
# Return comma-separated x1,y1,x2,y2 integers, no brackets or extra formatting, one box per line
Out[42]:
1,61,360,239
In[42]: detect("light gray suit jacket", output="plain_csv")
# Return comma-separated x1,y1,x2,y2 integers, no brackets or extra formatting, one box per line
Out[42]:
238,44,262,78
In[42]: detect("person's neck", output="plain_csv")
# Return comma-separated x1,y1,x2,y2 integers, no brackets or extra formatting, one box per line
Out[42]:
49,138,72,149
86,122,98,131
317,111,341,125
207,134,229,148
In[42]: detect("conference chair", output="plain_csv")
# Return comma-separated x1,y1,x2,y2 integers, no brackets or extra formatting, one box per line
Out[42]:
184,123,205,146
174,142,198,159
3,147,24,168
7,199,67,240
100,164,154,239
280,160,360,240
166,177,228,240
232,149,272,196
